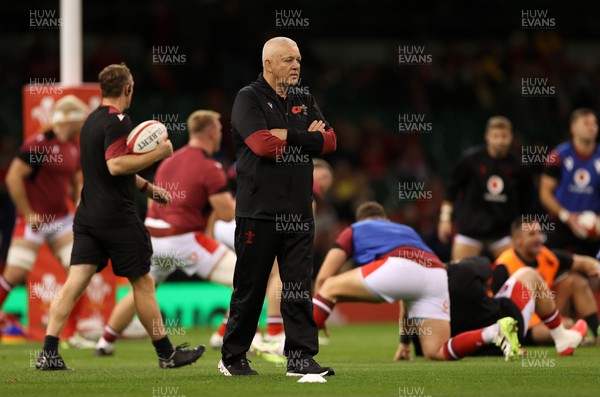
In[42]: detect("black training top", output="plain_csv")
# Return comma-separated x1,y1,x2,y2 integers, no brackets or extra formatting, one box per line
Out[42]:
231,74,336,221
75,105,138,228
445,146,534,239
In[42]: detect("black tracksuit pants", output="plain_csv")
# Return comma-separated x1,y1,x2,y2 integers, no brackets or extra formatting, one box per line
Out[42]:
221,217,318,363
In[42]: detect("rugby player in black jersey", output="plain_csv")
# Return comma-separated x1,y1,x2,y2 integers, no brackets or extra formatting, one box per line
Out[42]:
36,64,205,370
438,116,534,260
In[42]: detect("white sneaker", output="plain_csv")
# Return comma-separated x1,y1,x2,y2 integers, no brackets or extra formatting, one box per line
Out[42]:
121,317,148,339
318,335,330,346
212,331,262,351
263,331,285,343
251,331,283,354
250,337,285,363
94,337,115,356
247,332,265,356
68,333,97,349
556,319,587,356
252,331,263,345
209,331,224,349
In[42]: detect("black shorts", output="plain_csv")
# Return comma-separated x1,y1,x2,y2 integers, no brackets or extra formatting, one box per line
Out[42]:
545,221,600,257
424,297,524,358
461,298,524,357
70,219,153,278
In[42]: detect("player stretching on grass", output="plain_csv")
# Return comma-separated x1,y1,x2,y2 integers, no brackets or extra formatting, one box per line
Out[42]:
313,201,520,361
438,255,589,361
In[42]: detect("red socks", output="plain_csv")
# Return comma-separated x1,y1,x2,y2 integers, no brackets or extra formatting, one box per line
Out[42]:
539,309,562,330
102,325,120,343
312,295,335,329
443,330,485,360
217,318,228,337
266,316,284,336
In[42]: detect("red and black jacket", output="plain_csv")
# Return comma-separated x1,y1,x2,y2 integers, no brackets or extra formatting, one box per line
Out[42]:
231,74,336,221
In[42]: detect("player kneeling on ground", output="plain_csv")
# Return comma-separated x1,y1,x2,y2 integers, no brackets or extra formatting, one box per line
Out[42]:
443,256,587,361
313,201,520,361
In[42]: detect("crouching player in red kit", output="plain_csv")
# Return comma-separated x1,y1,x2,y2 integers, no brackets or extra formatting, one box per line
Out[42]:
313,201,521,361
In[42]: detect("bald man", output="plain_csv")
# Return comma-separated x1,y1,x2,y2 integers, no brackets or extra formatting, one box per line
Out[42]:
219,37,336,376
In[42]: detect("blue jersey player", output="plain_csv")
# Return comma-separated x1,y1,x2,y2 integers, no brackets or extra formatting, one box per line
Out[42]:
312,201,521,362
540,108,600,256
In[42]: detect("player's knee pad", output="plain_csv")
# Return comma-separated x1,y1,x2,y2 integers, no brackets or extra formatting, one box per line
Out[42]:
55,243,73,269
6,245,37,271
208,249,236,288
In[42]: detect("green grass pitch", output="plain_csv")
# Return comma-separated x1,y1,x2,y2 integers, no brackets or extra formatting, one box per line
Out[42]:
1,324,599,397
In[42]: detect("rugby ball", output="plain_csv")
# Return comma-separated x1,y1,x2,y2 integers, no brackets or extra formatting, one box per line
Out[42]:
127,120,167,154
576,211,600,239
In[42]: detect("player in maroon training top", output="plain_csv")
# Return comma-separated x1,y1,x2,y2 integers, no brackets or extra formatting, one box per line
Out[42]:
1,95,86,320
95,110,237,356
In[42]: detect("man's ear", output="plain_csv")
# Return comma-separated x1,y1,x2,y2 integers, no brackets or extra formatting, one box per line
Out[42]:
264,59,272,73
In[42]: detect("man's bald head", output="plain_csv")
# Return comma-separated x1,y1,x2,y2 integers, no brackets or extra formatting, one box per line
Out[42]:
261,37,302,94
262,37,298,63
